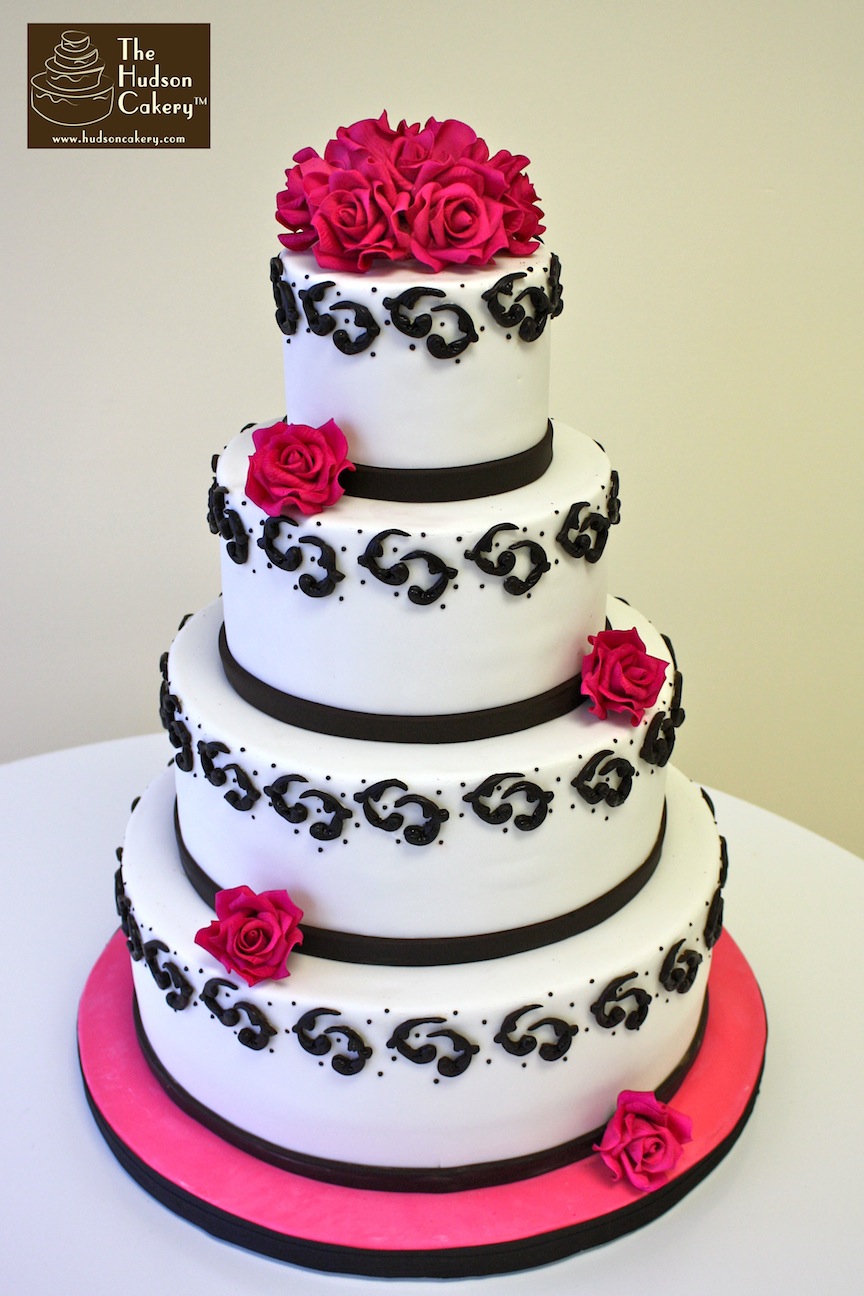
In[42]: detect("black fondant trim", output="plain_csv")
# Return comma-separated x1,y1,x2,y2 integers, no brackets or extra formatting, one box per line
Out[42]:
218,624,584,743
174,801,666,965
343,421,554,502
130,986,706,1195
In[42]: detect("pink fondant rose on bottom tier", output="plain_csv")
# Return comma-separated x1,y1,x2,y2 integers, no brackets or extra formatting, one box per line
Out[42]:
245,418,354,517
594,1090,693,1191
581,627,667,725
194,886,304,986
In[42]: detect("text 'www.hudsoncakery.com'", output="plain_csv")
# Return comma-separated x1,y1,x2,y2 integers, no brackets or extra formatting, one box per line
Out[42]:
51,129,186,145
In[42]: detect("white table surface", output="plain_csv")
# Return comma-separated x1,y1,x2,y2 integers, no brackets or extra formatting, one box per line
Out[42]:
2,734,862,1295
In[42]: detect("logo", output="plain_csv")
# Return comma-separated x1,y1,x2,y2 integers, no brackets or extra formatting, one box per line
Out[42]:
27,24,210,148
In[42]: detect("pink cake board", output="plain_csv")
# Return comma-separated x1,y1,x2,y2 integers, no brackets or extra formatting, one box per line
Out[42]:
79,929,766,1279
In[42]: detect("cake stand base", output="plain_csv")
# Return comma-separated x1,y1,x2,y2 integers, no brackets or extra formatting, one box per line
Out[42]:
79,930,766,1279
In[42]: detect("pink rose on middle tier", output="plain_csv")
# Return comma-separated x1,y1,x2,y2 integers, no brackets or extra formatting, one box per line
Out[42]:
194,885,304,987
245,418,354,517
581,627,668,725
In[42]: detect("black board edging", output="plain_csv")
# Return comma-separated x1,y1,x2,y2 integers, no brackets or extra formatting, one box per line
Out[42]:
80,1043,765,1279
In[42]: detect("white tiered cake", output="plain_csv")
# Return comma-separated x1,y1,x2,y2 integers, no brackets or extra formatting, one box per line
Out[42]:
81,115,764,1277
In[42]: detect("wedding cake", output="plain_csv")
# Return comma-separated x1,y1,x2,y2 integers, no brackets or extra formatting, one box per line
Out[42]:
80,115,766,1278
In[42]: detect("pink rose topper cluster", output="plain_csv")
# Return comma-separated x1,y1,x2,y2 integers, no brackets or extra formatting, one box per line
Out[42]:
276,112,545,272
581,627,667,726
594,1090,693,1192
246,418,354,518
194,886,304,987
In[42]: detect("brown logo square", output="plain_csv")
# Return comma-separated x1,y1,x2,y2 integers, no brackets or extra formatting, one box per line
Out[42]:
27,24,210,148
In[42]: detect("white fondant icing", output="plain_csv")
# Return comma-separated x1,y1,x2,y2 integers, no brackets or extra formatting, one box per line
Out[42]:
277,250,555,469
123,765,718,1173
111,204,731,1201
168,597,676,940
216,420,612,714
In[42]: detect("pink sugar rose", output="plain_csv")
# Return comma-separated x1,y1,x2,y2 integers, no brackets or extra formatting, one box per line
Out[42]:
499,167,546,252
399,117,494,186
194,886,304,987
312,169,409,271
276,147,334,252
245,419,354,518
326,111,420,193
274,114,544,269
581,627,668,725
329,110,407,161
594,1090,693,1191
407,179,508,271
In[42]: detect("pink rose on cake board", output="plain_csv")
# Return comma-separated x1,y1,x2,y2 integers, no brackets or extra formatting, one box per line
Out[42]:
581,627,667,725
245,418,354,517
194,885,304,987
594,1090,693,1191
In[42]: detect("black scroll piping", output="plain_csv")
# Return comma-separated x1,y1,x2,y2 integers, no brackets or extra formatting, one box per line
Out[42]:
342,421,553,503
174,801,666,966
218,623,583,744
130,988,706,1194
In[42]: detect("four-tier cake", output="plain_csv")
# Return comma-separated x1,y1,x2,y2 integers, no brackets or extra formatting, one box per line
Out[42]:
79,114,766,1278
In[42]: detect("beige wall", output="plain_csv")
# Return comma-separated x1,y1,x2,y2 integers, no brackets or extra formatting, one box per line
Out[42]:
3,0,862,857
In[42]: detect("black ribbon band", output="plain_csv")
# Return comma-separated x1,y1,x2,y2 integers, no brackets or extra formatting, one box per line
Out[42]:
132,988,707,1193
174,800,666,966
342,421,553,503
218,624,584,744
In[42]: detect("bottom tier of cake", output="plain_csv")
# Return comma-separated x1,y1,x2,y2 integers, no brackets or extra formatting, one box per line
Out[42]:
117,765,726,1189
79,925,765,1277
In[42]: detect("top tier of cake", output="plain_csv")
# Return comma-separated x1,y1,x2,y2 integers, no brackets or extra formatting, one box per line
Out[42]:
272,249,560,471
271,112,554,472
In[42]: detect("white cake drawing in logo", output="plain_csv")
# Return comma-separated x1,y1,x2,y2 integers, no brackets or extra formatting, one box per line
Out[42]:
30,29,114,127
